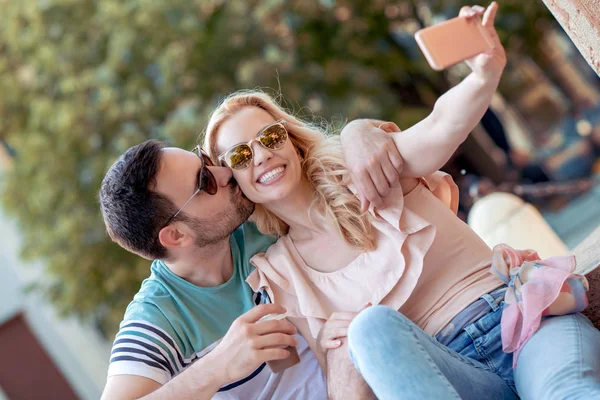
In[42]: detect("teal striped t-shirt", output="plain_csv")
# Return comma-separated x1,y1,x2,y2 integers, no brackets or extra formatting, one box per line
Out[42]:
108,222,276,384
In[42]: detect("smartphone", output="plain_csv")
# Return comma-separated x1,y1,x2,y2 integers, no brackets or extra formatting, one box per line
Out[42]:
415,16,495,71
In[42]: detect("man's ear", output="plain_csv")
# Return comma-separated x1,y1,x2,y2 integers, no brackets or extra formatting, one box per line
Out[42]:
158,224,193,248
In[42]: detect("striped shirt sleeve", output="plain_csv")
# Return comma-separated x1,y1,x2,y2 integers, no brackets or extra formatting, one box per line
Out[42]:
108,318,192,384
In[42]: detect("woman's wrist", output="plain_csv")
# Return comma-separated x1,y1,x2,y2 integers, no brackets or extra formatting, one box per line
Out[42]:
472,60,505,85
469,69,502,94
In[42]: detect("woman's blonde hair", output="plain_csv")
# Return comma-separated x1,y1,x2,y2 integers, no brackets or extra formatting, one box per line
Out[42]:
203,90,375,251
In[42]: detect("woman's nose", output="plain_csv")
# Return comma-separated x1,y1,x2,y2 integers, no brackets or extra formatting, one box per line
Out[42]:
252,141,273,166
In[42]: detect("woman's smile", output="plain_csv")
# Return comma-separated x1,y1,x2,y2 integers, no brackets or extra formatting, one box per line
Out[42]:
257,165,286,185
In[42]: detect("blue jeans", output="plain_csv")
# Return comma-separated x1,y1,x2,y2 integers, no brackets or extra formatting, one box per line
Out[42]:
347,305,600,400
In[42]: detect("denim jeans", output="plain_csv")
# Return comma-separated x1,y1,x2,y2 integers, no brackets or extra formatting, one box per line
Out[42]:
348,304,600,400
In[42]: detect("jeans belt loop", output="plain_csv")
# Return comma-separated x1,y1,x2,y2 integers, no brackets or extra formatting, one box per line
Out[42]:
480,293,500,312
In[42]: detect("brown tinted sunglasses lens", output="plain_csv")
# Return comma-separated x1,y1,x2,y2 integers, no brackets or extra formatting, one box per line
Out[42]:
200,150,215,166
260,123,287,149
226,145,253,170
200,167,218,195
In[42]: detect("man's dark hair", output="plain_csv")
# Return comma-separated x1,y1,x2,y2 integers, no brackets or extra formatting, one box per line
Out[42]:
99,139,180,260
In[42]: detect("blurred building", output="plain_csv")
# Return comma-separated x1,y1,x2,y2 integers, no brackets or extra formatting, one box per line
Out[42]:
0,143,110,400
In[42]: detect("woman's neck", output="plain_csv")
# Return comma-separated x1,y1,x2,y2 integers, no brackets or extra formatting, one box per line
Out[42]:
265,177,332,240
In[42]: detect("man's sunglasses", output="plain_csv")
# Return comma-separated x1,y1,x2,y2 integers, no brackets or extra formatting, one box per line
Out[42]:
163,146,218,227
218,120,288,170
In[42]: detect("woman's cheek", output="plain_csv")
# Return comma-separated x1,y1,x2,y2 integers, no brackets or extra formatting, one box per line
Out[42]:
234,170,255,193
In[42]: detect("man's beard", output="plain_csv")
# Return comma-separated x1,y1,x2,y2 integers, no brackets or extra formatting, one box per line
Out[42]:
185,183,255,248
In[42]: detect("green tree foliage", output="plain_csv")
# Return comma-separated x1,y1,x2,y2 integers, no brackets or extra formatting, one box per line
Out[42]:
0,0,556,336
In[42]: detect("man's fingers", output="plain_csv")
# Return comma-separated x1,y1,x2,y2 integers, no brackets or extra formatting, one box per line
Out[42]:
254,333,297,350
352,179,366,207
387,145,403,177
259,347,291,362
380,153,400,188
360,196,370,214
369,164,390,203
352,172,371,212
253,319,297,336
357,172,381,210
243,303,287,323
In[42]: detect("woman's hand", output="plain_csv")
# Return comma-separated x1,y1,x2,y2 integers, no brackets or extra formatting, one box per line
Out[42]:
317,312,357,356
462,2,506,81
317,305,371,357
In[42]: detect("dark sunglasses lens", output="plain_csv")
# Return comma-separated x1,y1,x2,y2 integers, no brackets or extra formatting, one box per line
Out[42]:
259,123,287,150
225,144,253,170
200,168,218,195
200,151,214,167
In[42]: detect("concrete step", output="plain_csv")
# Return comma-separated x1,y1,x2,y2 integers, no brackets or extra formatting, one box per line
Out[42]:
543,187,600,249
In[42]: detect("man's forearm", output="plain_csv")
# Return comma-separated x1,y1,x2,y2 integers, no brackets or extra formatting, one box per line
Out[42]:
326,341,376,400
141,352,224,400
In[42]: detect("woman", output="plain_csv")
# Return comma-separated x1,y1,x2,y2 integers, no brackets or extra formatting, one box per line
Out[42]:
204,4,600,399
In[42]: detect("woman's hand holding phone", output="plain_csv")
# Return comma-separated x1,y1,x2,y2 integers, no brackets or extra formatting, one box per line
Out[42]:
415,2,506,77
463,2,506,81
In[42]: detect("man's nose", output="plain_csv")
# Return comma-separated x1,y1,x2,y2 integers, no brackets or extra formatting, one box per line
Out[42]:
208,165,233,187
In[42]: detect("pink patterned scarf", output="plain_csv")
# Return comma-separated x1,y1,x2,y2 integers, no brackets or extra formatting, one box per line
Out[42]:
491,244,589,368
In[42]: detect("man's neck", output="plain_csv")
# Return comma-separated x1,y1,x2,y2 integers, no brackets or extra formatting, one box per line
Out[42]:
164,237,234,288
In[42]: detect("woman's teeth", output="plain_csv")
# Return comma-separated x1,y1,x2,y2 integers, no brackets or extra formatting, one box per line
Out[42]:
258,166,285,184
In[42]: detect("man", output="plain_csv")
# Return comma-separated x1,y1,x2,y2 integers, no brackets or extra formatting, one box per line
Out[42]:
99,120,402,399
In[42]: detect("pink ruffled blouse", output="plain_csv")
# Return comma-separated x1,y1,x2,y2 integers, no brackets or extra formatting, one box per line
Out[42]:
247,172,504,338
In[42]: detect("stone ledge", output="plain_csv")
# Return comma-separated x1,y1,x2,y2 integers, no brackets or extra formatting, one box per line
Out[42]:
542,0,600,75
572,226,600,328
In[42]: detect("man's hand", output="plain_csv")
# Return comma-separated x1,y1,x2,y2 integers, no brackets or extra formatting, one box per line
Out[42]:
340,119,403,211
462,2,506,81
211,304,298,384
101,304,296,400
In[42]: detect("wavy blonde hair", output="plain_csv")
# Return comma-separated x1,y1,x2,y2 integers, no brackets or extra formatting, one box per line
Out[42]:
203,90,375,251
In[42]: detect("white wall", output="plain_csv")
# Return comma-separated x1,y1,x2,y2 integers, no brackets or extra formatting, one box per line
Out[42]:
0,254,24,325
0,154,111,400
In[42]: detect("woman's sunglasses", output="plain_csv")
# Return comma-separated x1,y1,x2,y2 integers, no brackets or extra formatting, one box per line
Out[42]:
218,120,288,170
162,146,218,228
